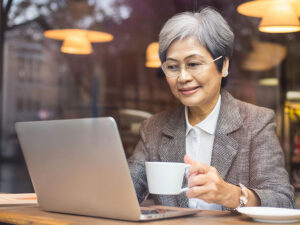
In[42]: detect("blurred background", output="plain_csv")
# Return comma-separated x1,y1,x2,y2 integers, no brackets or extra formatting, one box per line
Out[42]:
0,0,300,199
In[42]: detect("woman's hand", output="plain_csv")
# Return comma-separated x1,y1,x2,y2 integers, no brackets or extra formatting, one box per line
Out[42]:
184,155,237,206
184,155,260,209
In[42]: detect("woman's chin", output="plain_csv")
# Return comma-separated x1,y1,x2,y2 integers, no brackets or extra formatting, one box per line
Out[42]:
179,98,204,107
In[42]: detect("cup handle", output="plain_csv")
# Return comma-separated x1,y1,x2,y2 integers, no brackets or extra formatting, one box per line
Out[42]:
180,164,191,193
184,164,191,175
180,187,189,193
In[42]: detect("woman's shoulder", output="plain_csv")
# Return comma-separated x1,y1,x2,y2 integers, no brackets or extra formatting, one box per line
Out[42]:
235,98,274,117
239,102,274,125
227,93,276,131
222,89,275,120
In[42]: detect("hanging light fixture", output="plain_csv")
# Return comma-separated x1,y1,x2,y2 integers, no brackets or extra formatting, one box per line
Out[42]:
61,34,92,55
44,29,114,55
237,0,300,33
145,42,161,68
260,2,300,33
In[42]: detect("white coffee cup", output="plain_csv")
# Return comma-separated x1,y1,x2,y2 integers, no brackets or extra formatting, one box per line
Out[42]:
145,162,190,195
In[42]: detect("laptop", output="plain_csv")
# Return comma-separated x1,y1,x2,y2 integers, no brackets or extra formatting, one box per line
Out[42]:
15,117,199,221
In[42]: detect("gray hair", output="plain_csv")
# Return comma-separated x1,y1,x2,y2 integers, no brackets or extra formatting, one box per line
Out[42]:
159,7,234,73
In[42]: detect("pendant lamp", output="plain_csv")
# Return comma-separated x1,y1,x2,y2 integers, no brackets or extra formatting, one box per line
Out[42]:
61,34,92,54
237,0,300,33
145,42,161,68
44,29,114,55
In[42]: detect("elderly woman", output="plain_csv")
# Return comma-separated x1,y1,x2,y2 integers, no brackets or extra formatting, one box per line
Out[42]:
128,7,294,210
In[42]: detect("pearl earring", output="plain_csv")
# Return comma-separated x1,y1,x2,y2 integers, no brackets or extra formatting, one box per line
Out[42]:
224,70,229,77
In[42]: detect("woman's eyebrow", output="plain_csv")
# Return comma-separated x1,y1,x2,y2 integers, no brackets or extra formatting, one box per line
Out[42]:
184,54,205,60
165,57,178,62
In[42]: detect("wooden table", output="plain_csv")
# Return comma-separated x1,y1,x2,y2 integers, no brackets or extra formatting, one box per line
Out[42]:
0,205,298,225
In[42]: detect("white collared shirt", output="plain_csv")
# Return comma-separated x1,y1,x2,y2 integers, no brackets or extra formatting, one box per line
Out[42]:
185,95,222,210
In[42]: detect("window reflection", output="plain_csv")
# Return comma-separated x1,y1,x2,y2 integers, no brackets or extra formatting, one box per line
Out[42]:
0,0,299,193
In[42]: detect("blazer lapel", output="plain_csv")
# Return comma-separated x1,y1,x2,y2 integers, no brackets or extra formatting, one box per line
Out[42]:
211,90,242,179
159,105,189,207
159,105,186,163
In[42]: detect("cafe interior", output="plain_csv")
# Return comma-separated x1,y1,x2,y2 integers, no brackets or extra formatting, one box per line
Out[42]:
0,0,300,222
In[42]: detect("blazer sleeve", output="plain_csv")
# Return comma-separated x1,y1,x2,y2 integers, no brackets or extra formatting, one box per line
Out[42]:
127,122,149,203
249,110,295,208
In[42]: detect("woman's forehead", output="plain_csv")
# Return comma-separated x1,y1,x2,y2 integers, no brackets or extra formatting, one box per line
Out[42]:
166,37,212,61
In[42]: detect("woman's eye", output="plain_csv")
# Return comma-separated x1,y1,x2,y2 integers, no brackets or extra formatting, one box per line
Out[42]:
188,62,201,67
167,65,179,70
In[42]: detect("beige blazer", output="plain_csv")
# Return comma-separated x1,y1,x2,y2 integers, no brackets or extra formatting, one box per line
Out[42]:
128,89,294,209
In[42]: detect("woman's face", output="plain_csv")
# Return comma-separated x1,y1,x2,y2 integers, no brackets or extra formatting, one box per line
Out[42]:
164,36,227,110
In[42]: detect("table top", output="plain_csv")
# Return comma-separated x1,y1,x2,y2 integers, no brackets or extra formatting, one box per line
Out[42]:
0,205,299,225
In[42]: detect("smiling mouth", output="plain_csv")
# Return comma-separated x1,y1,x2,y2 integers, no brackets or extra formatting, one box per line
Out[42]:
178,86,200,95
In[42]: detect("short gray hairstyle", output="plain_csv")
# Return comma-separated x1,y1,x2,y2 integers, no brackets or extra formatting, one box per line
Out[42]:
159,7,234,74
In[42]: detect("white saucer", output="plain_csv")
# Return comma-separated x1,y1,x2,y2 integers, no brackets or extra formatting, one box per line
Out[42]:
237,207,300,224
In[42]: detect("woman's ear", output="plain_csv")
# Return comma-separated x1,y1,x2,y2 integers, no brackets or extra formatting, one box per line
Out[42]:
221,57,229,77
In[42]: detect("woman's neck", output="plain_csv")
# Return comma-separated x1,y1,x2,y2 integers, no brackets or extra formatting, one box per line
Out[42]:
188,94,220,126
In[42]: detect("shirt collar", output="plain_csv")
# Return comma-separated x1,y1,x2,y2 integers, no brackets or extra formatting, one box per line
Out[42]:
185,95,221,135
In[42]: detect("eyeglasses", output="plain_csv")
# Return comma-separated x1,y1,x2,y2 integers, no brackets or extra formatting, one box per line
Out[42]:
161,56,223,78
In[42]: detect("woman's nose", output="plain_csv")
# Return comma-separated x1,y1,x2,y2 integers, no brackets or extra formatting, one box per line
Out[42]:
178,68,193,82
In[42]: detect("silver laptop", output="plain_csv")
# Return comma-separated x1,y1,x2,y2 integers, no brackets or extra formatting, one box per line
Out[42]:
15,117,199,221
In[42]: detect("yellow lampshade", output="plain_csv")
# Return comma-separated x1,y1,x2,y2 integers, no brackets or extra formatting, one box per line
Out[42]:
237,0,272,17
237,0,300,17
61,34,92,55
145,42,161,68
44,29,114,42
259,2,300,33
44,29,114,55
237,0,300,33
